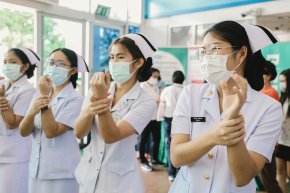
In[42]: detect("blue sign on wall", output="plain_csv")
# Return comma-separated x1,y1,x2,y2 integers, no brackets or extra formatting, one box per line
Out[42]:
145,0,271,18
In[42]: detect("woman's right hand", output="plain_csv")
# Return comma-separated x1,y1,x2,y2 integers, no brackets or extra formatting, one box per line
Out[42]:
39,75,52,96
28,96,50,116
210,115,246,146
90,72,111,100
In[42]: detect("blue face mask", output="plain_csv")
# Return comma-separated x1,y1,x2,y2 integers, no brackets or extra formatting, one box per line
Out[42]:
109,59,137,84
2,64,23,81
46,66,70,86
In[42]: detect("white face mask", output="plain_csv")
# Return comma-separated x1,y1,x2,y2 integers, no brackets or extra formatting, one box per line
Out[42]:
148,77,158,85
2,64,23,81
200,53,241,85
280,82,287,92
109,59,137,84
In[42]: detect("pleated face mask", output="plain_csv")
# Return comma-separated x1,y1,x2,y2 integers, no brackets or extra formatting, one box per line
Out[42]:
200,52,241,85
109,59,137,84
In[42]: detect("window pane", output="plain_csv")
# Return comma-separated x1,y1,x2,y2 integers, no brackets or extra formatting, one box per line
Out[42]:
93,26,120,72
0,2,35,81
42,16,83,90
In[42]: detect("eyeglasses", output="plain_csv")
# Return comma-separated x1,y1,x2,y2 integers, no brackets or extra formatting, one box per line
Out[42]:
198,44,239,60
46,60,70,68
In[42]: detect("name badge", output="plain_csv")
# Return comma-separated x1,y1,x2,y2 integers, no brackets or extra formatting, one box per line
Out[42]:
191,117,206,122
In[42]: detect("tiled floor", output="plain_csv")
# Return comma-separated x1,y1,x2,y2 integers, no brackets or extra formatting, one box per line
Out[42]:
142,166,170,193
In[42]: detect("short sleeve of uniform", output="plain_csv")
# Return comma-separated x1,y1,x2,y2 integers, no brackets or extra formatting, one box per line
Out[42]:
246,101,283,162
122,95,156,135
55,94,84,128
171,86,191,135
159,87,168,103
13,87,36,116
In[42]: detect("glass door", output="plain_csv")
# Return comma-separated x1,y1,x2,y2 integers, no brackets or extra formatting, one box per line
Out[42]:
41,15,86,94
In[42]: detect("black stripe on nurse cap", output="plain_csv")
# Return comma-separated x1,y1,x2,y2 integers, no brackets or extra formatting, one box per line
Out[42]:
123,33,156,60
241,23,279,53
255,25,278,44
136,33,156,52
77,54,89,72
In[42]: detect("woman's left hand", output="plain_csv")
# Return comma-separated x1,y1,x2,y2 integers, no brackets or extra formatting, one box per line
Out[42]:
90,72,110,100
221,74,247,120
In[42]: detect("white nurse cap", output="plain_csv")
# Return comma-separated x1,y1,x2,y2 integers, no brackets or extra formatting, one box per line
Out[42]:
122,33,156,60
18,47,40,66
76,54,89,72
241,24,279,53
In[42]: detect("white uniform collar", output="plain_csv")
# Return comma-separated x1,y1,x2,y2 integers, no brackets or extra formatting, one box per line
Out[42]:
54,82,74,99
11,75,29,88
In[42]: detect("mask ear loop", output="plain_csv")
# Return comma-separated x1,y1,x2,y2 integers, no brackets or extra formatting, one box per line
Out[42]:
227,50,243,75
128,58,140,77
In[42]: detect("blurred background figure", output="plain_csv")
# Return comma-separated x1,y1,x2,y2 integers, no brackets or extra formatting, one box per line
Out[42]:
276,69,290,193
259,60,283,193
157,70,185,182
140,68,162,171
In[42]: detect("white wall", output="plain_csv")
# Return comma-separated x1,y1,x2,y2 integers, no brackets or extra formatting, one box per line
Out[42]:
142,0,290,47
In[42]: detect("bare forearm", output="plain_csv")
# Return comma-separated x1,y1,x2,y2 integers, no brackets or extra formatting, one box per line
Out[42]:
41,108,59,138
98,110,120,144
19,113,35,136
227,141,258,186
74,112,94,139
1,107,19,129
171,132,215,167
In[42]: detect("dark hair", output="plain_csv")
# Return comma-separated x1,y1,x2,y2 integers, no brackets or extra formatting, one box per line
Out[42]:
263,60,277,81
280,69,290,116
205,20,267,91
172,70,185,84
150,67,160,75
50,48,78,88
8,48,37,79
110,37,153,82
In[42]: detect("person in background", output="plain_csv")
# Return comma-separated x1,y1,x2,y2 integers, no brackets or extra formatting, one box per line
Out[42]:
74,33,156,193
0,47,39,193
169,21,282,193
276,69,290,193
19,48,88,193
260,61,280,100
140,68,163,171
157,74,167,91
259,60,282,193
157,70,185,182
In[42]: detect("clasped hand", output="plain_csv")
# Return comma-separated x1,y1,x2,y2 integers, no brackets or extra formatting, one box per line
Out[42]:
87,72,111,115
211,74,248,146
0,85,9,111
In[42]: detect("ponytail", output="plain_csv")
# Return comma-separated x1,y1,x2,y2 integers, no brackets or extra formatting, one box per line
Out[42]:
137,57,153,82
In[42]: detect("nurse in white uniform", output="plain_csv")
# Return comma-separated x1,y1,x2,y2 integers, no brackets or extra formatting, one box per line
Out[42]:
74,33,156,193
0,47,39,193
169,21,283,193
19,48,89,193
